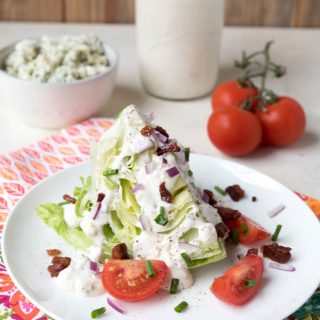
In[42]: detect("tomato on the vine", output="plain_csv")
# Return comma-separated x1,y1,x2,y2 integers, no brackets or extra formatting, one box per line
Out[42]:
207,108,262,156
211,80,259,111
255,97,306,147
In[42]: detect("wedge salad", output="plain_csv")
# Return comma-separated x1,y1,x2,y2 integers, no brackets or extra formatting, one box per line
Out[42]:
36,105,293,310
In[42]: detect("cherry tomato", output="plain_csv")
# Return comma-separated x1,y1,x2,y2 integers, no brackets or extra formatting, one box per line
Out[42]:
102,259,168,302
207,108,262,156
255,97,306,146
211,255,263,305
225,215,270,244
211,80,259,110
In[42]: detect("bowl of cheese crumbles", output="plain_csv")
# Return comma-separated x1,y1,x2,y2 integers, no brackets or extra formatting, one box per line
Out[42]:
0,34,118,128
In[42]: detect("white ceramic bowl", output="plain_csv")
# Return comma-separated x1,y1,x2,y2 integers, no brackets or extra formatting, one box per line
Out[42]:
0,40,118,129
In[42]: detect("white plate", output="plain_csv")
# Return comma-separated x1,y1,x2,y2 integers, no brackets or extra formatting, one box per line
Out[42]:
3,154,320,320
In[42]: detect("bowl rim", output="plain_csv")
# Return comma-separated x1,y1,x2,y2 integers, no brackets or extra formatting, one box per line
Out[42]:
0,36,119,87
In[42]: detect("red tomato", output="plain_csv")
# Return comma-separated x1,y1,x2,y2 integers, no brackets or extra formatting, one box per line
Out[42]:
102,259,168,302
255,97,306,146
211,255,264,305
211,80,259,110
225,215,270,245
207,108,262,156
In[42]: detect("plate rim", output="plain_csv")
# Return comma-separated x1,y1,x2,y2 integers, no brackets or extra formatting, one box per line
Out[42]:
2,154,320,320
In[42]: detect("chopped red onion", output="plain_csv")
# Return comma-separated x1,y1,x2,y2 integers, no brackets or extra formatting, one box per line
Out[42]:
93,202,102,220
163,158,168,164
269,262,295,272
145,161,155,174
136,139,154,154
131,183,144,193
179,242,200,253
166,166,179,178
268,204,286,218
153,130,168,143
139,214,151,232
90,261,98,272
146,111,154,122
107,297,125,314
202,192,209,203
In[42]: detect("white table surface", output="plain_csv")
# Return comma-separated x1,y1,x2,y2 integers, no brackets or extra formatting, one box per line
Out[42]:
0,22,319,198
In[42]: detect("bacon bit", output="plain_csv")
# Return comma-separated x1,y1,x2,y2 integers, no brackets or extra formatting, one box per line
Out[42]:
97,193,105,202
225,184,245,201
216,207,241,221
261,243,292,264
156,142,181,156
252,196,257,202
246,248,258,256
48,256,71,277
203,189,217,206
215,222,230,239
140,125,153,137
159,182,172,203
63,194,76,204
154,126,169,138
112,243,130,260
46,249,61,257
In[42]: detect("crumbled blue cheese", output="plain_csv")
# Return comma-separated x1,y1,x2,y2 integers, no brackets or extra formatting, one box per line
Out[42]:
4,34,109,83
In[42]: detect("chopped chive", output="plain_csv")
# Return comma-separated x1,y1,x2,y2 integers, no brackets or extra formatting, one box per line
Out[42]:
241,223,248,235
214,185,227,196
58,201,69,206
170,278,180,294
188,170,193,177
145,260,155,277
271,224,282,241
154,206,168,226
91,307,106,318
103,169,119,177
181,252,192,265
174,301,188,313
244,280,257,287
85,200,93,211
184,147,190,162
103,224,115,240
232,228,239,245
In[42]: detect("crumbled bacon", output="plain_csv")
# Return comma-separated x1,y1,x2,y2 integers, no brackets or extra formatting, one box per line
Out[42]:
63,194,76,204
97,193,105,202
216,206,241,221
156,142,181,156
203,189,217,206
154,126,169,138
225,184,245,201
46,249,61,257
159,182,172,203
246,248,259,256
261,243,292,264
140,125,153,137
48,256,71,277
215,222,230,239
112,243,130,260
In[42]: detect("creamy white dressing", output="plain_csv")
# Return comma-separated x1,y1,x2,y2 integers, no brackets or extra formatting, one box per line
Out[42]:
57,105,224,296
55,256,104,296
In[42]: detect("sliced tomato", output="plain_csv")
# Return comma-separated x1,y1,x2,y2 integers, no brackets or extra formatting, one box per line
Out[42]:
211,255,264,305
225,215,270,245
102,259,168,302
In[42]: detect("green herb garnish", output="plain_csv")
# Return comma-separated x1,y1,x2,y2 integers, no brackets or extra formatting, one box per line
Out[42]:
232,228,239,245
214,185,227,196
91,307,106,318
170,278,180,294
244,280,257,287
85,200,93,211
174,301,188,313
271,224,282,241
145,260,155,277
181,252,192,266
58,201,69,206
184,147,190,162
103,169,119,177
241,223,248,235
188,170,193,177
154,206,168,226
103,224,115,240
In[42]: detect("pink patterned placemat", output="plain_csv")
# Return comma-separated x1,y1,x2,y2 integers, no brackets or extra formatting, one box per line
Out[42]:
0,117,318,320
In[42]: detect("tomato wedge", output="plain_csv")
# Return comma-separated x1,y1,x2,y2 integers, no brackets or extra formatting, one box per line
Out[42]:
225,215,270,245
211,255,264,305
102,259,168,302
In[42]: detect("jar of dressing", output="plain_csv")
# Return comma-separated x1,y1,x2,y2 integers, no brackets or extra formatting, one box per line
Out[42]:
136,0,224,100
